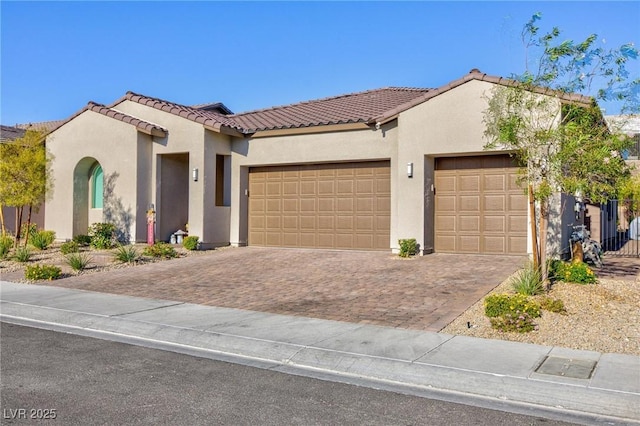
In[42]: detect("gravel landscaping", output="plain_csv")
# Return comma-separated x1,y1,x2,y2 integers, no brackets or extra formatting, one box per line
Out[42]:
442,271,640,356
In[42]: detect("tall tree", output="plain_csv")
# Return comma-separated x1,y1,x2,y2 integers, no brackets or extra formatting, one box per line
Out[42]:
483,13,639,280
0,130,53,245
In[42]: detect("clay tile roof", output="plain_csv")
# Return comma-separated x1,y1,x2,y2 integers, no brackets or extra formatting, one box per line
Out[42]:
231,87,432,133
372,68,594,124
86,102,168,137
16,120,66,133
0,125,26,141
123,92,243,134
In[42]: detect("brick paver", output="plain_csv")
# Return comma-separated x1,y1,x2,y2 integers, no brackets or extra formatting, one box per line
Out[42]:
27,248,527,331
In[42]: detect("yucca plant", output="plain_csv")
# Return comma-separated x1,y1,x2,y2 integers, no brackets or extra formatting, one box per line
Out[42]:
113,244,140,263
510,262,544,296
65,252,92,272
14,246,32,263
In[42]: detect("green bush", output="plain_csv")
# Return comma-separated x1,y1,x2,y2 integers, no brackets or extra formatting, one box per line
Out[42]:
73,234,92,246
182,236,199,251
25,264,61,281
398,238,417,258
29,230,56,250
60,240,80,255
113,245,140,263
13,246,32,263
510,262,544,296
65,253,92,272
143,242,178,259
89,223,116,249
484,293,541,318
548,260,596,284
489,312,538,333
540,296,567,314
0,235,14,259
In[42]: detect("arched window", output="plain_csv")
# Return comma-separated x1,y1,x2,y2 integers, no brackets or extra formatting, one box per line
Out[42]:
91,165,103,209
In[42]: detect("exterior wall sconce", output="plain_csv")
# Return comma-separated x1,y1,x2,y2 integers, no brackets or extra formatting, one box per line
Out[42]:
192,168,198,182
407,162,413,178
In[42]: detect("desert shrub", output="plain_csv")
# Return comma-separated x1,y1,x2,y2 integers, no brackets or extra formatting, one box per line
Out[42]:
143,242,178,259
29,230,56,250
484,293,541,318
548,260,596,284
65,253,92,272
89,223,116,249
113,245,140,263
73,234,92,246
510,262,544,296
540,297,567,314
60,241,80,254
182,236,199,251
13,246,32,262
398,238,417,258
25,264,61,281
489,312,538,333
0,235,14,259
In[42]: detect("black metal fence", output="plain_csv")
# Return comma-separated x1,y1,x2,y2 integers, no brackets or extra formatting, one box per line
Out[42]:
592,199,640,257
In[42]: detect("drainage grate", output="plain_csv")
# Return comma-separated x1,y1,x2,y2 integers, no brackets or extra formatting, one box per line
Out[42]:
535,356,597,379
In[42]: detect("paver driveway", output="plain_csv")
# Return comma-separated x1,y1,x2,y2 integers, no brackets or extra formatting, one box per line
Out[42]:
34,248,525,331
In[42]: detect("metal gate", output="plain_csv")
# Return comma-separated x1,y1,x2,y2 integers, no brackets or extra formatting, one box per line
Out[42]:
591,199,640,257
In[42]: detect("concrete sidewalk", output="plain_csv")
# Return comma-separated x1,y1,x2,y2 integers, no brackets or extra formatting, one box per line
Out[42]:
1,281,639,424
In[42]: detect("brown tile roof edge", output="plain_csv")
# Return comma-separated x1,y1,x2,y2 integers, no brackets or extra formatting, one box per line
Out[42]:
371,68,595,124
87,102,168,137
116,91,244,135
45,102,168,138
229,87,432,133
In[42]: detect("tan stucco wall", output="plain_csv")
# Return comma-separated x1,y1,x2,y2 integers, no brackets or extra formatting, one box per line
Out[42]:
110,100,233,247
229,124,398,246
396,80,505,253
46,110,143,241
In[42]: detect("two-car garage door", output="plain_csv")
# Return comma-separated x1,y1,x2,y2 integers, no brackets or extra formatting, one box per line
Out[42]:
249,161,390,250
434,155,528,255
248,156,526,254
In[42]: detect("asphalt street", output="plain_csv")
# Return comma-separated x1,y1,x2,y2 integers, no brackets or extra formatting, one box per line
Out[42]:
0,322,577,425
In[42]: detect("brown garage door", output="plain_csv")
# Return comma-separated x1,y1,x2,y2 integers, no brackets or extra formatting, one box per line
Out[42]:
434,155,527,254
249,161,390,250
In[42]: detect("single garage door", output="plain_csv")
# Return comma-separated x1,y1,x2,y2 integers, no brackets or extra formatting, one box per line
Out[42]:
434,155,527,254
249,161,390,250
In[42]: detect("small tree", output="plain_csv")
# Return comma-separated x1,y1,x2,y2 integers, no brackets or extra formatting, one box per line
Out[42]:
0,130,54,245
484,13,638,283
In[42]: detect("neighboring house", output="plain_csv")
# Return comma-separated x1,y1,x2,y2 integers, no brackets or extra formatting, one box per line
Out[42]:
43,69,592,255
0,125,46,235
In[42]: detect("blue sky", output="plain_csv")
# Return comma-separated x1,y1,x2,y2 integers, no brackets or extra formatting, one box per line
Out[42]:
1,1,639,125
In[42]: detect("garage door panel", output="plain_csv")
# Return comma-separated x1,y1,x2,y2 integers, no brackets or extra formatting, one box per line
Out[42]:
459,176,480,192
460,236,481,252
484,174,507,191
318,198,334,212
460,196,480,212
249,161,390,250
510,236,527,253
484,236,506,253
300,182,317,195
435,155,526,255
318,180,335,194
484,195,506,212
484,216,506,233
460,216,480,232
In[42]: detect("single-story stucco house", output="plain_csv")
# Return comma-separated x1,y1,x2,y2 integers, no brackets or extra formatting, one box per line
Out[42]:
43,68,591,255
